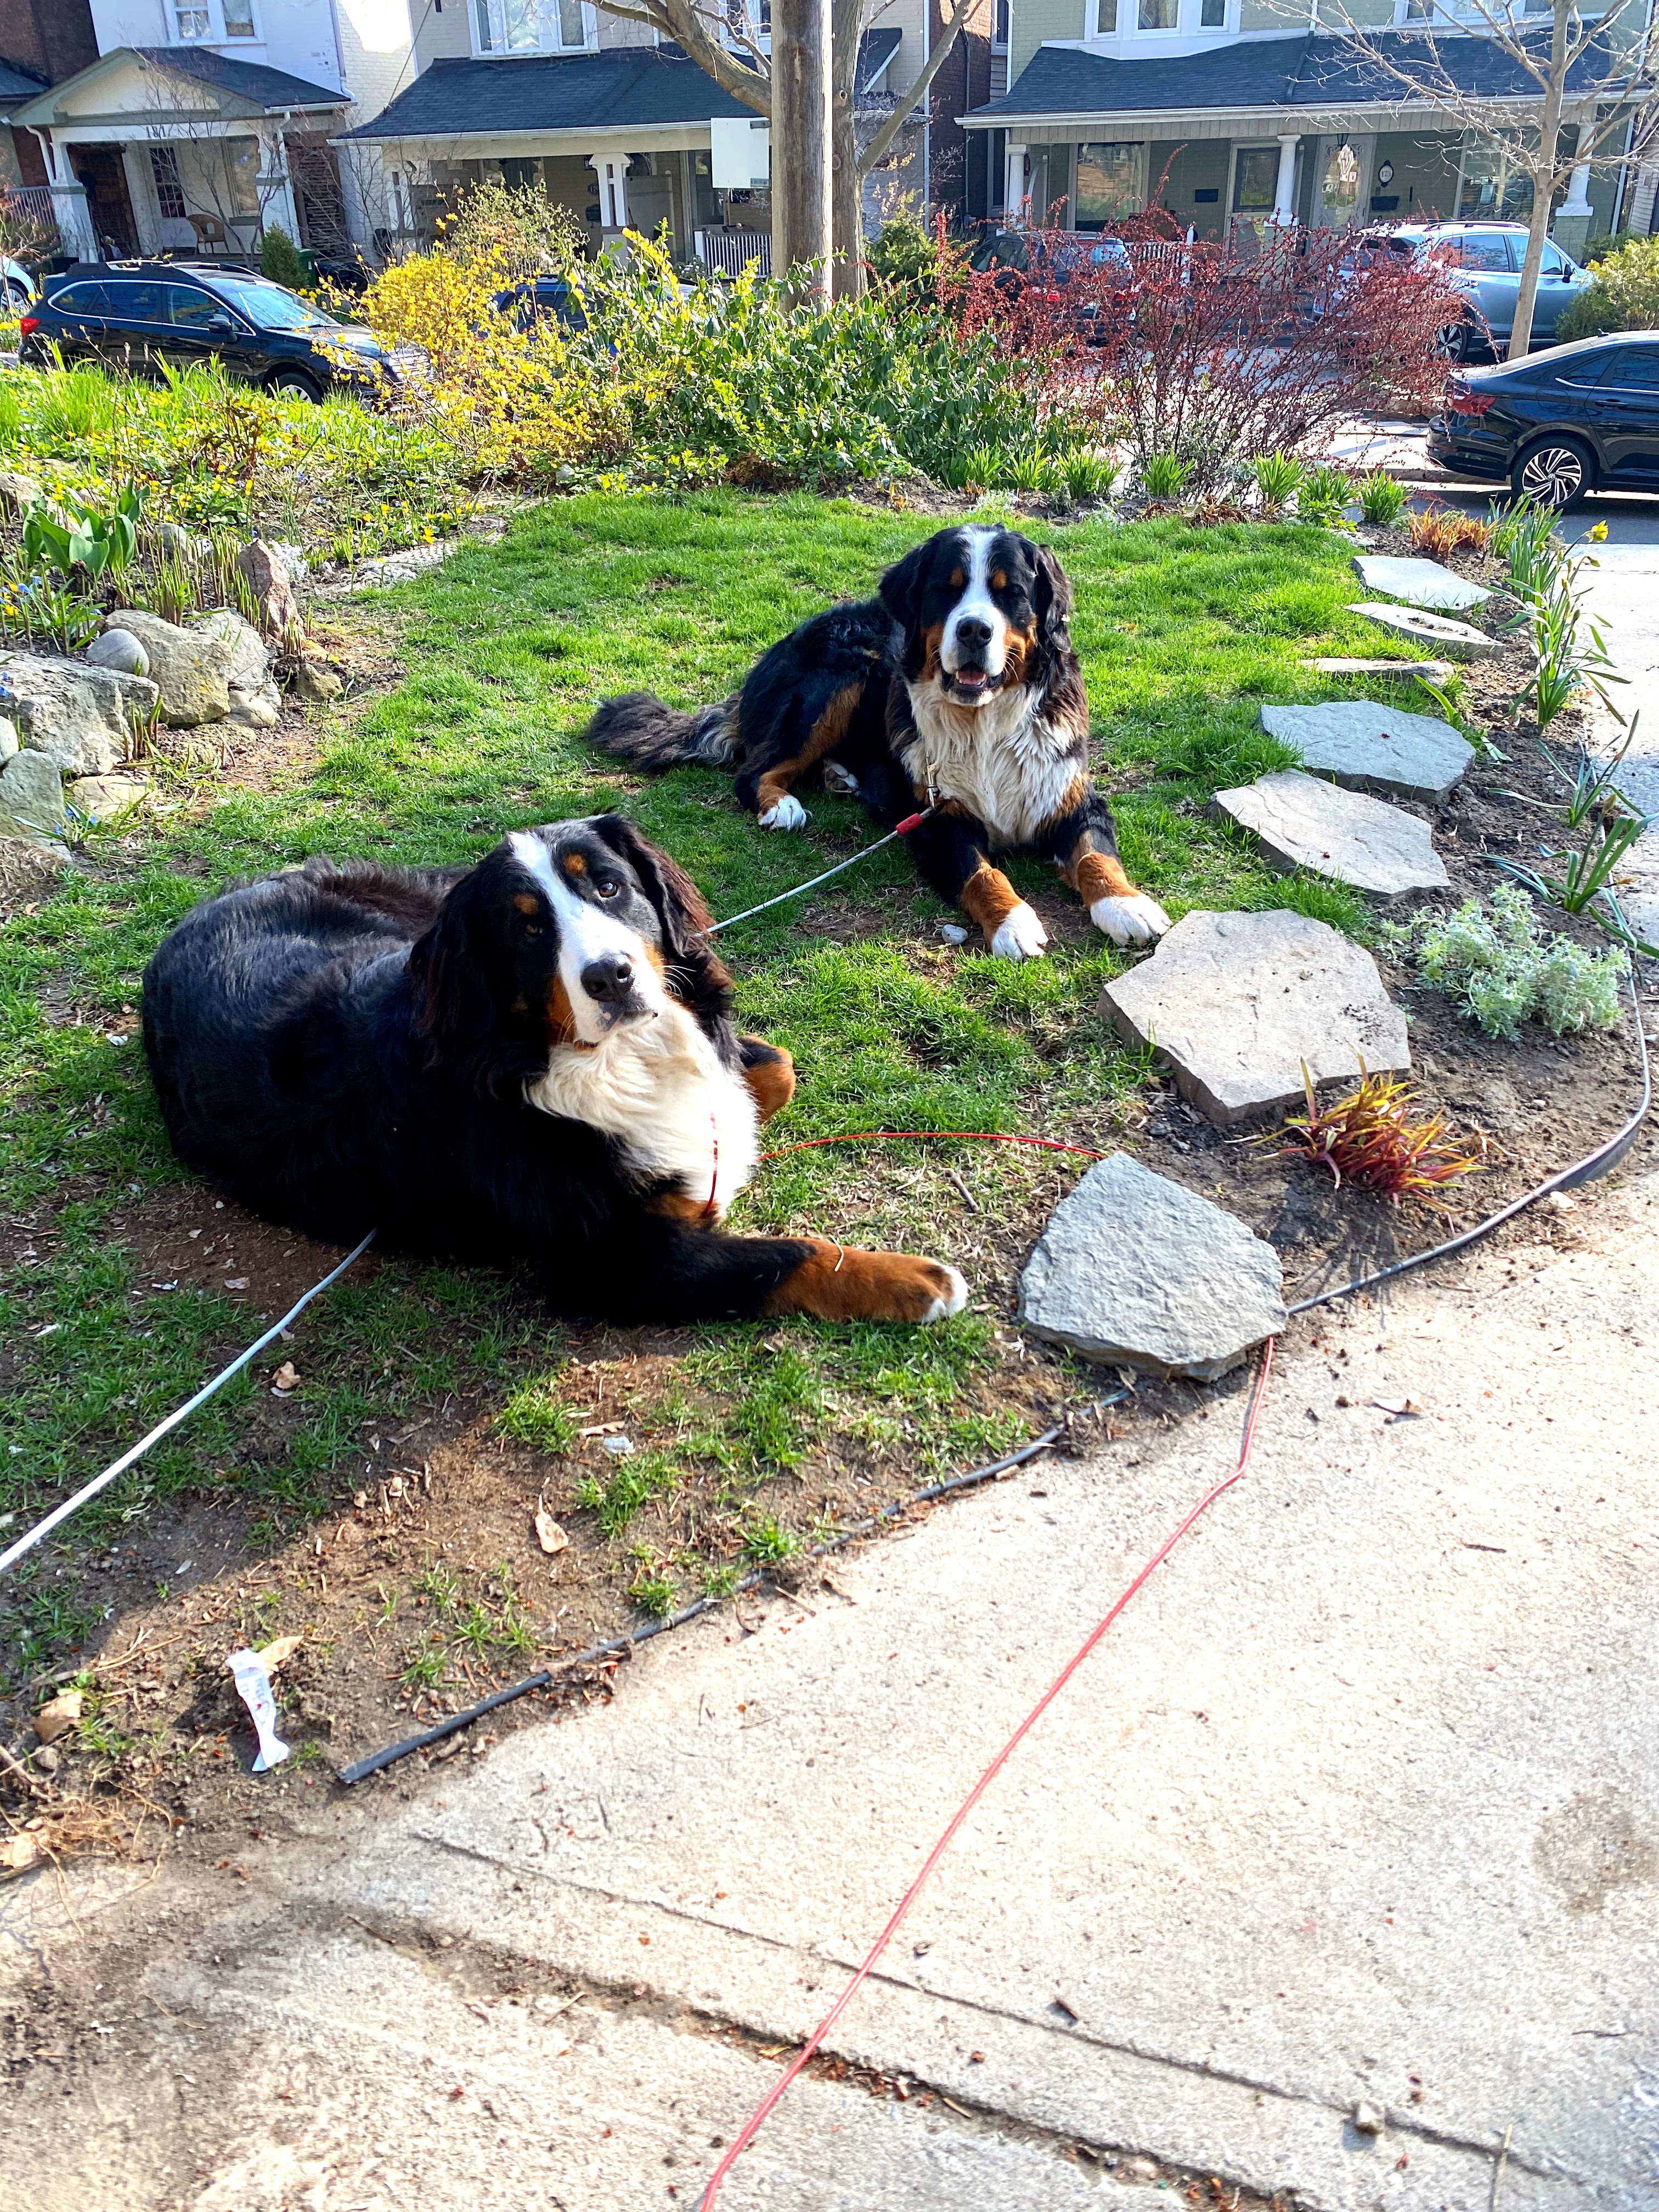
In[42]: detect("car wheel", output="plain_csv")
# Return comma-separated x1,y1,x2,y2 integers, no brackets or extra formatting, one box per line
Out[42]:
1436,319,1472,363
270,369,322,404
1513,436,1593,511
4,283,28,313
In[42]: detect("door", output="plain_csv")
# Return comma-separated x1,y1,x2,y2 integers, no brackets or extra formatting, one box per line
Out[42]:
165,282,263,382
94,277,171,379
68,144,139,258
1590,342,1659,481
1532,238,1585,341
1312,135,1370,230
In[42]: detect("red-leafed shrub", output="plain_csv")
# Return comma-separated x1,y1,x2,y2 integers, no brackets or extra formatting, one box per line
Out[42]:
941,220,1467,495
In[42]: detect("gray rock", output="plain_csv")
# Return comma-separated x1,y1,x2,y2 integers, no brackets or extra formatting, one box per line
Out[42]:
192,607,268,695
1352,554,1491,611
104,608,230,727
0,467,43,515
1346,601,1502,660
226,681,281,730
1352,2100,1386,2136
1019,1153,1285,1381
0,748,66,840
0,716,16,761
1260,701,1474,803
1101,908,1410,1127
1305,656,1454,681
292,659,343,702
1212,770,1449,897
86,626,151,679
236,538,302,637
0,655,157,775
67,771,146,824
158,520,210,560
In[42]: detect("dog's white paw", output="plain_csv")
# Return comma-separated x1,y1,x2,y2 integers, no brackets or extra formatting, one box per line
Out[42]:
1091,893,1172,947
758,795,809,831
990,902,1049,961
920,1266,969,1323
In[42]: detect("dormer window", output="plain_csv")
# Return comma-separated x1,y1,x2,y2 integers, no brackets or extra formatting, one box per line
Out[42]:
1091,0,1233,32
172,0,259,37
472,0,594,50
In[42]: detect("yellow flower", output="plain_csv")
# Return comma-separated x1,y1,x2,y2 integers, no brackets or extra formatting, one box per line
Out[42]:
1587,521,1608,542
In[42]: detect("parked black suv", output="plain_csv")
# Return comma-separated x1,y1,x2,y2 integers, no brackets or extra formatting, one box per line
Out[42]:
19,261,398,402
1429,331,1659,507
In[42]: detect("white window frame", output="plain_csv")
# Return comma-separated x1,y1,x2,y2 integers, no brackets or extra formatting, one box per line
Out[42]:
471,0,597,57
1087,0,1237,35
171,0,263,42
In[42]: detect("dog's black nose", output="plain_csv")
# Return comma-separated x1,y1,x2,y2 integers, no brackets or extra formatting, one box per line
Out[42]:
954,615,993,652
580,953,635,1003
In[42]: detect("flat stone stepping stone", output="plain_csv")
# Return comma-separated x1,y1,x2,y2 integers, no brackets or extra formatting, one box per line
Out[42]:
1212,770,1449,898
1019,1152,1285,1381
1346,602,1501,661
1260,701,1473,803
1100,907,1410,1127
1306,655,1453,681
1352,554,1490,611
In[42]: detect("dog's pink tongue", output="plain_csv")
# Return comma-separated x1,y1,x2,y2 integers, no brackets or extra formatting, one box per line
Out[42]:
954,669,987,693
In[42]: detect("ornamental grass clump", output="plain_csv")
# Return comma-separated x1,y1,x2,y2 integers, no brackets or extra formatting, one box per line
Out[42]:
1266,1065,1485,1209
1386,883,1627,1040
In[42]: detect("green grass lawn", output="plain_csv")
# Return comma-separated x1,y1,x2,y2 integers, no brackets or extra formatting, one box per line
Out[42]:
0,490,1425,1669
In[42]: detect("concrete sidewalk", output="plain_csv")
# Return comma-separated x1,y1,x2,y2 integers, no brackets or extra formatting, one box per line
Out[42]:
4,1161,1657,2211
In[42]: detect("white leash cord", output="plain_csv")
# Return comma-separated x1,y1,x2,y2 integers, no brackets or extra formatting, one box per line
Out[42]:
0,1229,377,1578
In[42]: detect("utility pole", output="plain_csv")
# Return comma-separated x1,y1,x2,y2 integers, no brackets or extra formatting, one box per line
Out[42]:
771,0,833,296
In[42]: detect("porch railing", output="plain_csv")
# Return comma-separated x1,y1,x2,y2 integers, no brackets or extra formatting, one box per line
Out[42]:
0,186,63,256
695,227,771,278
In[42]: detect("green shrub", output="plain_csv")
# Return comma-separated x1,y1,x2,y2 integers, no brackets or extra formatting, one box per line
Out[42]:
866,214,939,297
1298,462,1355,521
1581,229,1641,268
1385,883,1626,1039
1555,233,1659,342
259,224,305,291
1253,449,1304,514
1141,450,1192,500
1358,470,1406,526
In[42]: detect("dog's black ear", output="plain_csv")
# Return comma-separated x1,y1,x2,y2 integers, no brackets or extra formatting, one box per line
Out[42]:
591,814,713,965
1033,544,1073,646
878,539,931,634
405,864,497,1049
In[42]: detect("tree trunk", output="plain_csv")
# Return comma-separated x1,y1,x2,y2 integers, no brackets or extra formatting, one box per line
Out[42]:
831,0,864,297
772,0,834,298
1511,0,1570,359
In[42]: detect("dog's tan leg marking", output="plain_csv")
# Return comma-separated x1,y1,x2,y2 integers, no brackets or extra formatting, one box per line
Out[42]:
959,862,1025,945
764,1243,967,1323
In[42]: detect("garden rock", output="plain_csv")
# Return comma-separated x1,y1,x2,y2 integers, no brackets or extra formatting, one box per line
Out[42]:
87,627,151,679
193,607,269,695
0,715,17,760
1346,601,1502,661
1018,1153,1285,1381
1306,656,1453,681
105,609,230,727
1100,908,1410,1126
1260,701,1474,803
1351,554,1491,612
237,538,302,637
159,521,210,560
293,659,343,702
0,654,157,776
227,682,281,730
1211,770,1449,897
67,772,146,824
0,748,66,843
0,467,43,516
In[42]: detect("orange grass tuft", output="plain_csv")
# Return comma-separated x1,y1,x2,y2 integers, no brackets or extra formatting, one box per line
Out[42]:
1408,506,1491,558
1263,1064,1487,1208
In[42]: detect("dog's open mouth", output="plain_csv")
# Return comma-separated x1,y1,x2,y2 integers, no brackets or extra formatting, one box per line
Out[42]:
943,665,1001,701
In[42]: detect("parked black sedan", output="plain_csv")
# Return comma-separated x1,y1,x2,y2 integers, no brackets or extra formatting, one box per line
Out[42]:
1427,331,1659,507
20,261,398,403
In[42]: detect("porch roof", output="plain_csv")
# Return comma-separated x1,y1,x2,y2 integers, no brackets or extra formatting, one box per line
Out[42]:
343,48,756,143
963,24,1632,131
9,45,345,129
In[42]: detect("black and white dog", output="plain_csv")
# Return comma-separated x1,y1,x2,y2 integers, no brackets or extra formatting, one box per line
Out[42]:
588,524,1171,961
142,819,967,1327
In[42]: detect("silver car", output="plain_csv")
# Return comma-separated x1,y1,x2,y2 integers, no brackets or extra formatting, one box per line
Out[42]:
1356,221,1591,360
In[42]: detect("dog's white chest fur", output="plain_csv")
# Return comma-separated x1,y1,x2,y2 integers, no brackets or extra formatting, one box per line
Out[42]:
524,1003,759,1220
902,686,1077,847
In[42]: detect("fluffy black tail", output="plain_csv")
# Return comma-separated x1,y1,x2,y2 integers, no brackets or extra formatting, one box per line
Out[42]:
586,692,740,770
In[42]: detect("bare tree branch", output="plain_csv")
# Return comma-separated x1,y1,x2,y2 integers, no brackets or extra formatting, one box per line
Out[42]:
857,0,975,178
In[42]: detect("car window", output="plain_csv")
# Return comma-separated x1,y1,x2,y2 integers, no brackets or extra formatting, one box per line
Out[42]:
101,280,169,324
169,285,232,330
48,283,110,315
1603,345,1659,391
1453,235,1514,272
204,276,330,331
1553,347,1616,387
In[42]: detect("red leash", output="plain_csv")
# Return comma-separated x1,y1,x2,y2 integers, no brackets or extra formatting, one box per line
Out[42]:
698,1338,1277,2208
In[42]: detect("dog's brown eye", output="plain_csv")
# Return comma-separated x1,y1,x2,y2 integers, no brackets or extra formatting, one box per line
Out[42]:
521,919,543,939
595,876,623,900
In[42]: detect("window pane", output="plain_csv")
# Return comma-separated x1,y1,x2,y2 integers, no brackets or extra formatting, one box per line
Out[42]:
150,146,186,219
1075,143,1141,229
1539,241,1567,274
104,281,169,322
1454,234,1514,270
1233,146,1278,212
473,0,493,47
1606,346,1659,390
52,284,110,314
1096,0,1117,25
169,286,223,328
503,0,538,47
1200,0,1224,21
223,137,261,216
1138,0,1176,25
223,0,256,32
557,0,584,42
174,8,211,37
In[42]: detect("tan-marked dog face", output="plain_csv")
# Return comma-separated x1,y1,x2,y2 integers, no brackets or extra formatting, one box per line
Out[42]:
879,526,1073,710
407,816,714,1050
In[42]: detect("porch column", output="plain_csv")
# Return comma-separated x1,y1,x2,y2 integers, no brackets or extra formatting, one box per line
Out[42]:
1004,139,1028,223
258,125,303,247
590,150,629,233
1272,133,1299,225
1553,131,1595,260
48,178,97,261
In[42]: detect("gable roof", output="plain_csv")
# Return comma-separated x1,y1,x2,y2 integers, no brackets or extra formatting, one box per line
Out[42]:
0,61,48,109
965,24,1633,126
9,43,343,128
345,47,758,140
